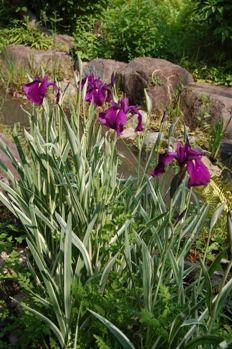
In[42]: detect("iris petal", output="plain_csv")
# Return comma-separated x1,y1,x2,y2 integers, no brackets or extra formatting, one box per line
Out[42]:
98,97,143,136
151,142,211,187
127,105,144,132
185,144,202,159
23,80,43,105
39,75,49,96
176,143,187,163
23,75,59,105
81,74,113,106
98,102,128,136
96,85,112,106
121,97,129,112
135,110,144,132
117,109,127,124
151,152,177,176
85,89,94,102
186,158,211,187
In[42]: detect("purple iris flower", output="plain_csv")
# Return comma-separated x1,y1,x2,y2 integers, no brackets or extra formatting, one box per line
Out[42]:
81,74,112,106
99,97,144,136
23,75,60,106
151,142,211,187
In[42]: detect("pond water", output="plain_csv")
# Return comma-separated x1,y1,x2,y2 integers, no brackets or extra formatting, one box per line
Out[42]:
0,90,29,126
0,90,145,178
0,91,188,193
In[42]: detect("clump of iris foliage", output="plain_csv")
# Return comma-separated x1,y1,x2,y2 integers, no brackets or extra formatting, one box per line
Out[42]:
0,57,231,348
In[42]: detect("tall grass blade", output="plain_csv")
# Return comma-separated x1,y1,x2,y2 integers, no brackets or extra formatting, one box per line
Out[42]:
89,310,136,349
64,213,73,322
18,301,65,348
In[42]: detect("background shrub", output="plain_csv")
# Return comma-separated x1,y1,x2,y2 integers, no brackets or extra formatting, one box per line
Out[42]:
99,0,166,61
193,0,232,62
72,16,101,61
72,0,207,62
196,0,232,44
0,0,109,32
0,19,52,51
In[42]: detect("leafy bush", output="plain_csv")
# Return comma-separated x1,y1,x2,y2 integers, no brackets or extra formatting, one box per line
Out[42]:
0,0,21,26
195,0,232,44
1,0,109,33
72,0,204,62
0,19,52,51
72,16,101,61
13,0,109,33
181,59,232,86
189,0,232,63
99,0,166,61
72,0,172,61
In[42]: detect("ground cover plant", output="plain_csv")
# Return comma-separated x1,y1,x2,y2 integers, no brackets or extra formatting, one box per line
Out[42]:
0,60,231,348
0,18,53,52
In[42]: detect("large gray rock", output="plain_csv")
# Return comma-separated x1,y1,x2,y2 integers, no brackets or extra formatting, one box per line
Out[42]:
83,58,127,84
117,57,193,112
2,44,74,80
52,34,74,53
180,83,232,138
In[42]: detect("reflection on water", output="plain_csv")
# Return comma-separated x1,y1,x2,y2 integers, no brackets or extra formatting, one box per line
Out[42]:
0,91,172,183
117,140,144,177
117,139,174,195
0,89,29,126
0,91,140,174
0,90,174,189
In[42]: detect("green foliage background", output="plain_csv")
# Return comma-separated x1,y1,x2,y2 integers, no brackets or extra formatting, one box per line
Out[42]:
70,0,232,83
0,0,231,75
